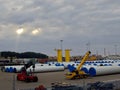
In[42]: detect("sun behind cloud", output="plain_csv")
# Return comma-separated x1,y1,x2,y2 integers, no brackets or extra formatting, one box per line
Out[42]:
32,28,42,35
16,28,24,35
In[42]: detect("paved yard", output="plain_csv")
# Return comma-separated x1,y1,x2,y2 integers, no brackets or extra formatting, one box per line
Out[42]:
0,70,120,90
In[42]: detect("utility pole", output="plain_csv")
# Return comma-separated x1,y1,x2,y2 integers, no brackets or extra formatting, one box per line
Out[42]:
60,40,63,51
104,48,106,57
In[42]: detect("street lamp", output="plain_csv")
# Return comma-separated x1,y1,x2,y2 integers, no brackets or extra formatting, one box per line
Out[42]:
60,40,63,60
86,42,90,51
60,40,63,50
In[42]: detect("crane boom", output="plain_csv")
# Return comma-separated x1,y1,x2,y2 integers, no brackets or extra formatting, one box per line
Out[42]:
66,51,91,79
77,51,91,71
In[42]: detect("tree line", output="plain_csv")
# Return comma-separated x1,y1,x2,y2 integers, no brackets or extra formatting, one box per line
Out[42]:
0,51,48,58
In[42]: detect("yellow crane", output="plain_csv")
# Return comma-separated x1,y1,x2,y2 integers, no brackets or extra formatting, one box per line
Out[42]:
65,51,91,79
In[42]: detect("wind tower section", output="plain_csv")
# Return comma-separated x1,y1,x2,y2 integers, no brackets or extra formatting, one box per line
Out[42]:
55,49,62,62
65,49,71,62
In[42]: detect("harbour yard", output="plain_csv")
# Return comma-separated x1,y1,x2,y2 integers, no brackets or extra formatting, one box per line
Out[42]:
0,69,120,90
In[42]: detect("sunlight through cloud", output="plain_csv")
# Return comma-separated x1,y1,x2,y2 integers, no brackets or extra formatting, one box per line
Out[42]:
16,28,24,35
32,28,42,35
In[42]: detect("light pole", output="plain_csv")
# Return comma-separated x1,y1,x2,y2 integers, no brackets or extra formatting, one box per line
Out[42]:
60,40,63,50
86,42,90,51
60,40,63,60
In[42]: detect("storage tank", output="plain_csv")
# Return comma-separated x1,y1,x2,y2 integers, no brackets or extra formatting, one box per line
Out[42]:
65,49,71,62
55,49,62,62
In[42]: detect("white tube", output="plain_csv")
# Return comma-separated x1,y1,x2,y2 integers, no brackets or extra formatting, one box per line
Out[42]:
81,67,89,74
72,65,93,74
89,66,120,76
62,62,75,68
27,65,65,73
1,65,24,72
2,64,65,73
13,65,24,72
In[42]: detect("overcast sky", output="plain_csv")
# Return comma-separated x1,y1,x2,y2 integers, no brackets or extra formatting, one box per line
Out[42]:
0,0,120,56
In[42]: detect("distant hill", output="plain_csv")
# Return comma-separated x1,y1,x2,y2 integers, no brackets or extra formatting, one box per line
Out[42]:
0,51,48,58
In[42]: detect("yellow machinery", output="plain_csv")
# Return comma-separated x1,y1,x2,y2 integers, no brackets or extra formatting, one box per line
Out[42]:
65,51,91,79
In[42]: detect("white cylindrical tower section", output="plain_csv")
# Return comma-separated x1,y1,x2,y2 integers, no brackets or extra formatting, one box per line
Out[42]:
89,66,120,76
27,65,65,73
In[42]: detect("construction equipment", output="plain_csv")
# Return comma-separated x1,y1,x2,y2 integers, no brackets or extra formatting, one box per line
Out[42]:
66,51,91,79
17,59,38,82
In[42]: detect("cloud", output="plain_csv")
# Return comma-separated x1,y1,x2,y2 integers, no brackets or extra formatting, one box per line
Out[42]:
0,0,120,55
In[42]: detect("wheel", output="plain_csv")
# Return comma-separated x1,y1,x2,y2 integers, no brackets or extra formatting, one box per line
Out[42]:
25,78,30,82
16,76,19,80
33,76,38,82
83,75,87,78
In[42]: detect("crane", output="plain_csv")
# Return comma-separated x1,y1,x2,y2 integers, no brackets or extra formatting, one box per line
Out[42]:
65,51,91,79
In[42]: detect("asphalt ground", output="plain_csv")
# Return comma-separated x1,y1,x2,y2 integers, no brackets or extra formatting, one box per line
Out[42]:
0,69,120,90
